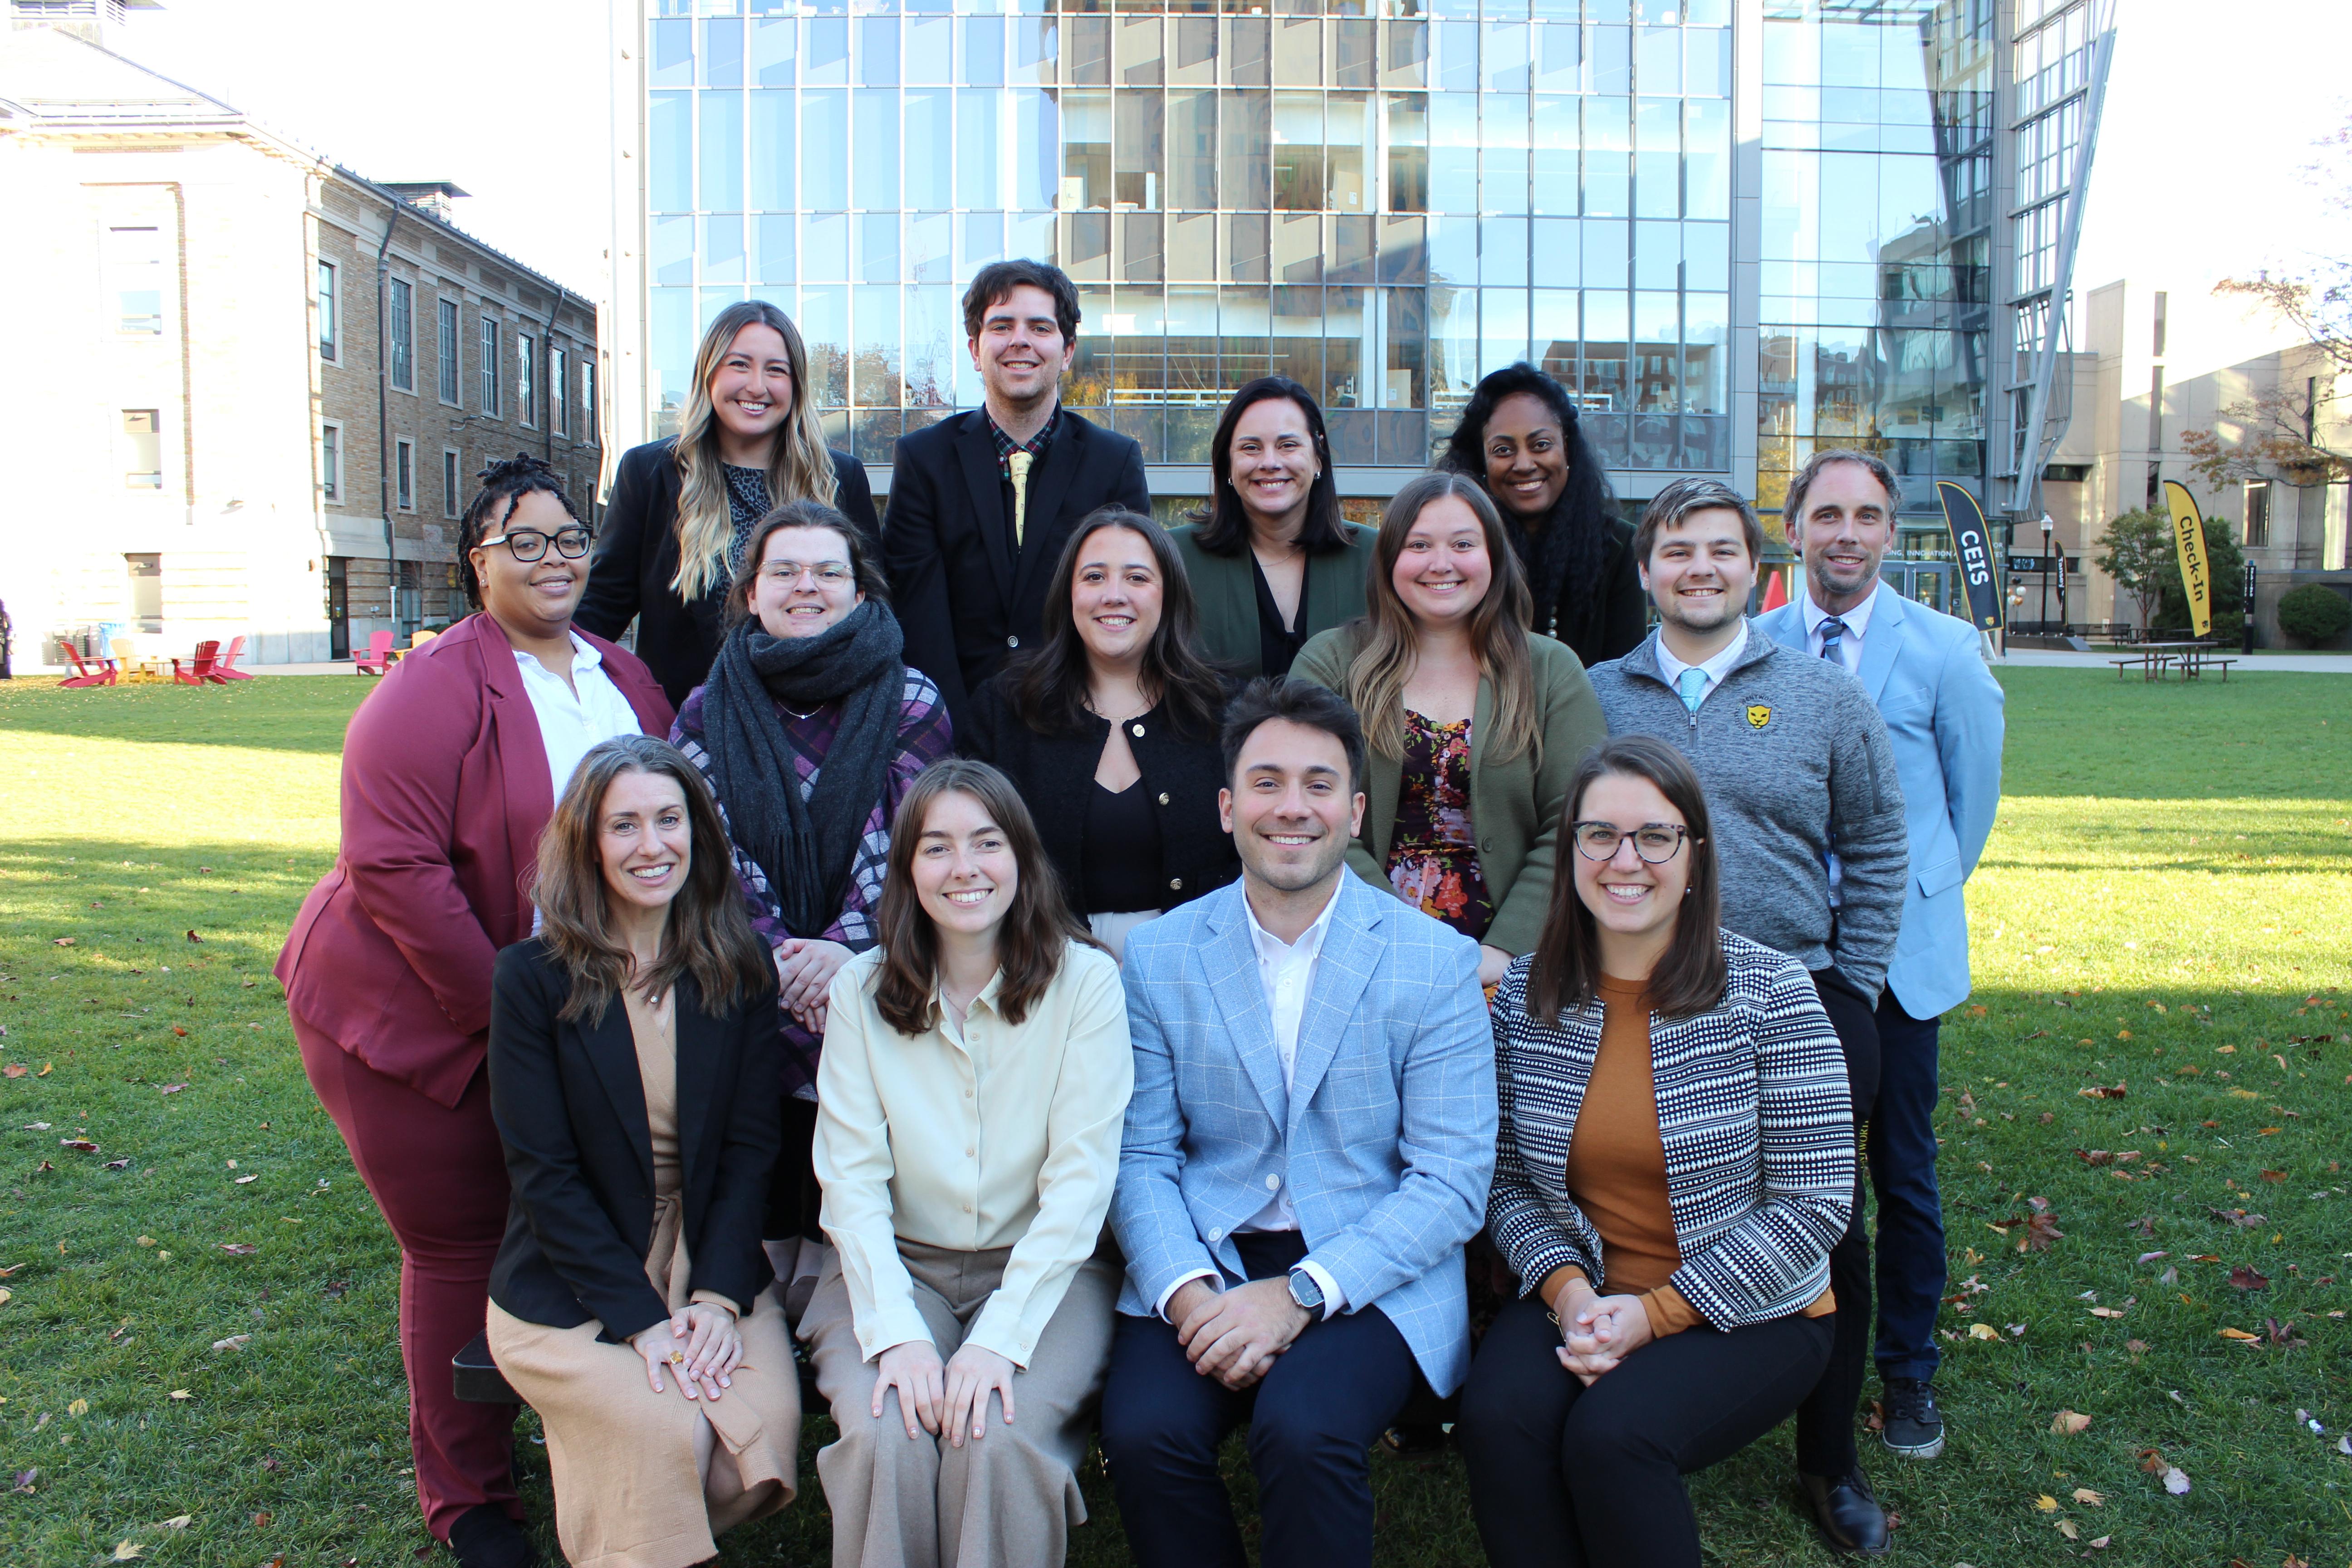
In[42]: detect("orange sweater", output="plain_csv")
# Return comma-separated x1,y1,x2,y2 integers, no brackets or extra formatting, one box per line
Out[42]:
1542,976,1834,1339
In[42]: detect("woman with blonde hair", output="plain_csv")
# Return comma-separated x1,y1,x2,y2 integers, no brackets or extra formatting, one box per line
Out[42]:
1292,470,1604,990
485,734,800,1568
580,299,880,706
802,758,1132,1568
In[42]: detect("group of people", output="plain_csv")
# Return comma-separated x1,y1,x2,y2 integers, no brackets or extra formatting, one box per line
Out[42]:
276,256,2005,1568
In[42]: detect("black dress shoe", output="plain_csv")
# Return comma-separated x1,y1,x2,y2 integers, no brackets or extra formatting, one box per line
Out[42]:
1380,1421,1447,1455
1801,1470,1890,1556
447,1504,539,1568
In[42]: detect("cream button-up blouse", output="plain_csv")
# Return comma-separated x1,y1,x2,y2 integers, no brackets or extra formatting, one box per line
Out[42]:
813,941,1133,1367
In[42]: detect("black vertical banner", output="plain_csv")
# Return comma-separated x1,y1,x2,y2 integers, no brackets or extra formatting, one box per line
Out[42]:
1936,480,2004,631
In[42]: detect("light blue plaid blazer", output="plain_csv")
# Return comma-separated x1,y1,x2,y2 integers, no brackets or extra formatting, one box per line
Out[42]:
1111,873,1499,1396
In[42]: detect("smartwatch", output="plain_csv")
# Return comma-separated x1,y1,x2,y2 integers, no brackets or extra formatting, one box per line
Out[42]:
1286,1265,1325,1319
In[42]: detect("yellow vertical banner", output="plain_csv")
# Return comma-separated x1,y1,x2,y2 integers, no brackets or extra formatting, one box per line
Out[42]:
2161,480,2213,637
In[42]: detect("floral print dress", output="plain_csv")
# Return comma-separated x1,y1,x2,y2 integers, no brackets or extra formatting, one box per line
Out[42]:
1385,710,1494,943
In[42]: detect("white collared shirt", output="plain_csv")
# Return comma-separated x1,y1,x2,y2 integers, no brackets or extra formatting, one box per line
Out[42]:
514,634,644,803
1154,877,1348,1321
1651,617,1750,708
1802,580,1881,677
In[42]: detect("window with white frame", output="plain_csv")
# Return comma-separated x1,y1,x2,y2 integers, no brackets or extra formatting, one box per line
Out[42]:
437,296,461,404
321,421,342,501
480,316,500,415
443,449,462,518
106,226,167,335
552,345,569,436
318,260,338,360
396,439,415,510
121,410,162,489
517,333,537,428
2244,481,2271,549
390,279,414,392
583,360,597,439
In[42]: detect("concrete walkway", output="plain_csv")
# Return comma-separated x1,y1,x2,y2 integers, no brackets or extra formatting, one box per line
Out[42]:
1996,649,2352,673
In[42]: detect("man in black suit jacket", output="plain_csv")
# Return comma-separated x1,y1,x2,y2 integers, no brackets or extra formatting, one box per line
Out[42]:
885,259,1152,723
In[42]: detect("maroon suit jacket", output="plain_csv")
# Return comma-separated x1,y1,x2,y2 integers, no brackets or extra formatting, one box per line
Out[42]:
276,614,674,1108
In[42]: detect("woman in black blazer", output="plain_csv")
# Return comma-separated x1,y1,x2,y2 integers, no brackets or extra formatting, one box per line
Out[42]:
959,509,1239,960
485,734,798,1568
577,300,880,707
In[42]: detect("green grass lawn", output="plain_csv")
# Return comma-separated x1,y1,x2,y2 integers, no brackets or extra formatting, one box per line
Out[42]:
2,671,2347,1567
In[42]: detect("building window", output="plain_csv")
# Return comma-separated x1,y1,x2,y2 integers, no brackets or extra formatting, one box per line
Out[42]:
396,559,423,640
552,345,569,436
396,439,415,510
107,226,166,335
321,421,342,501
518,333,537,428
2244,480,2271,549
121,409,162,489
390,278,414,392
125,553,163,633
480,316,500,414
318,260,338,360
444,448,463,518
437,296,461,403
583,359,597,439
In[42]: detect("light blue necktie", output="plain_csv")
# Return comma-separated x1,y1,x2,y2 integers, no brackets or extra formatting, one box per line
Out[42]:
1818,616,1850,669
1676,666,1707,715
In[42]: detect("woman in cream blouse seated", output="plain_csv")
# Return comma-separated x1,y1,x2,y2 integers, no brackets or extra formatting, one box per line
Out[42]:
805,757,1133,1568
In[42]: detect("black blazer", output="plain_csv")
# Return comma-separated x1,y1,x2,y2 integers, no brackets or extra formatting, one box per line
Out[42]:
883,408,1151,726
1540,516,1649,670
960,673,1240,915
485,938,781,1343
576,437,881,709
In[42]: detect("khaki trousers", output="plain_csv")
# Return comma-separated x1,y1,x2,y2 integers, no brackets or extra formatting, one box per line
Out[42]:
799,1238,1119,1568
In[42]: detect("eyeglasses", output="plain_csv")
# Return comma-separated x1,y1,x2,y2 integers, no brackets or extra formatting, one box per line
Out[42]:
760,561,854,588
479,526,591,562
1569,821,1690,863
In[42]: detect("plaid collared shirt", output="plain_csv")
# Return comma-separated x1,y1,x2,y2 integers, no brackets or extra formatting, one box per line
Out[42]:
985,405,1060,481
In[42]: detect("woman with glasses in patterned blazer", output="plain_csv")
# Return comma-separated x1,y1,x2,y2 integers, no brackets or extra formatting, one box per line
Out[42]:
1456,735,1855,1568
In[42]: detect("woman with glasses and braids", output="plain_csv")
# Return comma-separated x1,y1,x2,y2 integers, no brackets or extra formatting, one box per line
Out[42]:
1440,363,1646,670
579,299,881,708
670,498,952,1323
1456,736,1854,1568
276,454,674,1568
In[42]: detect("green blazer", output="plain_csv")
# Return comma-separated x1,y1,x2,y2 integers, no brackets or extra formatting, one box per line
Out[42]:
1290,627,1605,956
1166,521,1381,678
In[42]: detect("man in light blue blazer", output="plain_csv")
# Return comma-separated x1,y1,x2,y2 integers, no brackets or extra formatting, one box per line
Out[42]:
1758,448,2004,1472
1099,677,1497,1568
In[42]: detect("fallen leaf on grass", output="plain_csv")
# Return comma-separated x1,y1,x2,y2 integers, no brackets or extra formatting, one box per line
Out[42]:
2079,1082,2127,1099
234,1174,257,1185
2034,1493,2059,1511
210,1334,250,1352
251,1510,271,1528
157,1084,186,1095
67,1399,88,1416
110,1540,143,1560
10,1469,33,1494
2265,1318,2308,1348
159,1516,190,1529
103,1157,130,1170
2055,1519,2079,1540
2219,1327,2262,1341
184,930,202,944
2163,1466,2191,1494
216,1243,255,1256
2230,1265,2270,1291
2087,1537,2111,1550
2072,1488,2104,1506
2259,1169,2287,1182
52,937,74,948
59,1139,99,1153
2127,1338,2149,1357
2089,1306,2126,1318
1968,1323,2002,1340
2136,1250,2169,1264
1,1065,23,1078
169,1026,186,1038
2052,1409,2093,1435
167,1390,191,1401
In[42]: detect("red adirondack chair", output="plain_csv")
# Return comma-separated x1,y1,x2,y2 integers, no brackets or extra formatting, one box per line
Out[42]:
214,634,255,680
61,645,118,688
353,629,399,676
172,640,227,686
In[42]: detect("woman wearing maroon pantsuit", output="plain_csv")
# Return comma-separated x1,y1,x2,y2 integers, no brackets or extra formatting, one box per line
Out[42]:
278,457,674,1568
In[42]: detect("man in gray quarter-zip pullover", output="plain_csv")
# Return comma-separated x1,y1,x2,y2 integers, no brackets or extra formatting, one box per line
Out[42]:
1588,476,1907,1558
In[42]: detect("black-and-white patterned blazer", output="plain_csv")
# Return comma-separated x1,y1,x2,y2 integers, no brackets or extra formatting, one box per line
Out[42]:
1487,932,1855,1330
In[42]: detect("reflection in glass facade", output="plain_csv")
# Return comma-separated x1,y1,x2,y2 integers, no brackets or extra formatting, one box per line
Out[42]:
617,0,2079,527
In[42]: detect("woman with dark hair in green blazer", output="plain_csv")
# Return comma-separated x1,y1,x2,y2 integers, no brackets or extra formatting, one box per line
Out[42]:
1292,470,1606,991
1167,377,1379,678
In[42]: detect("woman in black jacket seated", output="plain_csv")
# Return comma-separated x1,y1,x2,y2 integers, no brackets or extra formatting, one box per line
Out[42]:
1440,363,1645,669
959,508,1238,960
485,734,798,1568
577,299,881,707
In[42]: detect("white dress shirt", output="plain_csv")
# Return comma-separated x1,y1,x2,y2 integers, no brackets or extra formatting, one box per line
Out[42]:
513,634,645,801
1651,617,1750,708
1154,879,1348,1320
1802,580,1881,677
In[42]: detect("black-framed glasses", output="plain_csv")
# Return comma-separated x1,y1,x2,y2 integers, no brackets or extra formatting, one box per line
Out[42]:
479,525,591,562
1570,821,1690,863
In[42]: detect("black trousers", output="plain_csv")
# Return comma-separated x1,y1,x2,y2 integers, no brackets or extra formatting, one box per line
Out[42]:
1098,1231,1422,1568
764,1095,822,1243
1794,965,1881,1478
1458,1293,1834,1568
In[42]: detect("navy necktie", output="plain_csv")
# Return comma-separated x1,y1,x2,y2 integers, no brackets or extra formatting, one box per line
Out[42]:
1819,616,1849,667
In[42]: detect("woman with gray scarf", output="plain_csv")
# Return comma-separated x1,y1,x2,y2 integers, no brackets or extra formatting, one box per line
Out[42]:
672,498,953,1317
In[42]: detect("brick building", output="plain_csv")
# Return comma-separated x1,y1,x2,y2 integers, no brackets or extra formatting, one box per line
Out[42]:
0,5,601,666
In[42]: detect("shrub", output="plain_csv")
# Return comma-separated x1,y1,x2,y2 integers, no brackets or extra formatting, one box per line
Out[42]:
2275,583,2352,646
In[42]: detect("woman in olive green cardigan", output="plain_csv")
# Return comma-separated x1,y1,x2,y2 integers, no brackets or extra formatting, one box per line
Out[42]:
1291,471,1606,988
1167,376,1380,678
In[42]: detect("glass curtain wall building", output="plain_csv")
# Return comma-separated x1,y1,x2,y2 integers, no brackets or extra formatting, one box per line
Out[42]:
607,0,2082,547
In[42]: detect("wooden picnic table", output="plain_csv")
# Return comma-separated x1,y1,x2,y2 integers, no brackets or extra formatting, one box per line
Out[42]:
2108,641,2232,681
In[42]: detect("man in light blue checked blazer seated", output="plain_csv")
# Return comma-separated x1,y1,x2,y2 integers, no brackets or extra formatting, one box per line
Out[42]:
1098,677,1498,1568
